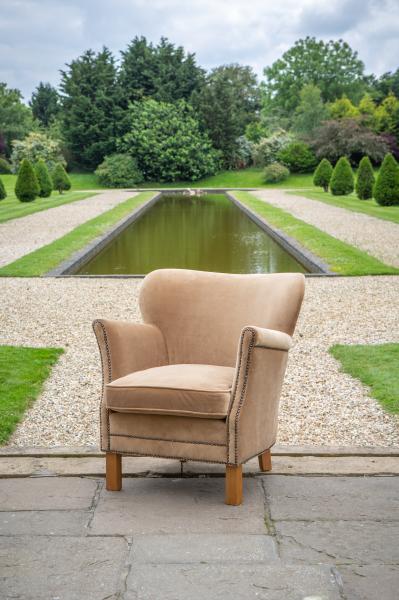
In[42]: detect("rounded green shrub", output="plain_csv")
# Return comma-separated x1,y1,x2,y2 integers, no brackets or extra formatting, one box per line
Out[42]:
35,159,53,198
313,158,333,192
0,176,6,200
52,163,71,194
0,157,11,174
374,153,399,206
277,141,317,173
355,156,375,200
330,157,354,196
15,159,39,202
263,162,290,183
95,153,143,187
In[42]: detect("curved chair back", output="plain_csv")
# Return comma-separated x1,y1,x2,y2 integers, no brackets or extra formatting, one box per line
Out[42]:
140,269,305,367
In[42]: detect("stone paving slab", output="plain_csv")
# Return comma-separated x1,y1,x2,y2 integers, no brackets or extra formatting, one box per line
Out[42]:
125,563,341,600
276,520,399,565
0,476,97,511
90,478,265,535
263,475,399,520
131,534,278,564
0,510,90,536
0,535,128,600
2,454,399,478
0,474,398,599
338,565,399,600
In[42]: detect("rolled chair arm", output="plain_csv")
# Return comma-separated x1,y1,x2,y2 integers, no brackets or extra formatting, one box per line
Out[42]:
92,319,168,384
227,326,293,465
251,326,292,351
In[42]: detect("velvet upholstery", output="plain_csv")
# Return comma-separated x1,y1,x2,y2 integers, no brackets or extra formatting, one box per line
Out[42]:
93,269,305,465
106,364,235,418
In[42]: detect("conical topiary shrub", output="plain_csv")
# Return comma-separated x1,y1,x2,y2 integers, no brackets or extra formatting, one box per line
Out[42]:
52,163,71,194
15,159,40,202
330,157,354,196
35,159,53,198
374,153,399,206
313,158,333,192
0,176,6,200
355,156,375,200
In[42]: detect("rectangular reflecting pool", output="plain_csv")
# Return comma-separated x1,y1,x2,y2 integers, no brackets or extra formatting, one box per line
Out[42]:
76,193,308,275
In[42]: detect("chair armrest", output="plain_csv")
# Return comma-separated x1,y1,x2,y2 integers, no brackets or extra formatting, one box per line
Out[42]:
92,319,168,384
227,326,292,464
251,326,292,351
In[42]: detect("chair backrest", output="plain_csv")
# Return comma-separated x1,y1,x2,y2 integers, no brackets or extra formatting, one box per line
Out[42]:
139,269,305,367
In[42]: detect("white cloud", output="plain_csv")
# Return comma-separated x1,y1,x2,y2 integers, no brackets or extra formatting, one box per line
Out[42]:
0,0,398,100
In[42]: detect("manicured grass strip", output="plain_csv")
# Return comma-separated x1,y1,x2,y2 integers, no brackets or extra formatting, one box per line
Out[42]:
63,170,316,190
0,174,95,223
292,189,399,225
0,345,63,444
234,191,399,276
0,191,155,277
139,169,315,189
330,343,399,414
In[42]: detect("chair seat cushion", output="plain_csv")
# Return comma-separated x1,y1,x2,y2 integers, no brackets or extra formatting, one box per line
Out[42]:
106,363,235,419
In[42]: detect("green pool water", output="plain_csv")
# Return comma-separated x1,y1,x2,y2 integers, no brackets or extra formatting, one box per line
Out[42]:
76,194,307,275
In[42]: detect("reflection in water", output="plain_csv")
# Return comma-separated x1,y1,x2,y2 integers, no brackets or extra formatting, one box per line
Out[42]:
77,194,307,275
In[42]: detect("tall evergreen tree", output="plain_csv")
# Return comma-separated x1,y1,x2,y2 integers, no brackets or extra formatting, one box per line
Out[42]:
374,153,399,206
192,64,260,167
52,163,71,194
119,36,205,105
313,158,333,192
355,156,375,200
60,47,122,169
330,156,354,196
35,159,53,197
30,82,60,127
15,159,40,202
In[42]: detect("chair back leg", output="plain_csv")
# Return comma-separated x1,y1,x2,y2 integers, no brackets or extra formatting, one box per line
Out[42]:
258,449,272,472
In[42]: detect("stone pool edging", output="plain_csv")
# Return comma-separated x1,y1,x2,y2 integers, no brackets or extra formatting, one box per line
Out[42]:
45,191,163,277
226,192,332,275
47,188,332,278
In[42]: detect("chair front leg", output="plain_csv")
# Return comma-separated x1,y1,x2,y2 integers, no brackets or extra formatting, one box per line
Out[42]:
225,465,243,505
258,449,272,472
106,452,122,491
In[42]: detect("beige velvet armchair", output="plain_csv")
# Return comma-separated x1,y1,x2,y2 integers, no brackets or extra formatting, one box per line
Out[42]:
93,269,305,505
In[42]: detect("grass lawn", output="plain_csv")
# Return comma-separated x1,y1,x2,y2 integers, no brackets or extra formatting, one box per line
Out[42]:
0,174,96,224
295,189,399,225
0,191,155,276
234,191,399,276
62,170,315,190
0,345,63,444
139,169,314,189
330,343,399,414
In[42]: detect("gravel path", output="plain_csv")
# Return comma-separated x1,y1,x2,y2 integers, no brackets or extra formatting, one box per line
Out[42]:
251,190,399,268
0,191,136,268
1,276,398,448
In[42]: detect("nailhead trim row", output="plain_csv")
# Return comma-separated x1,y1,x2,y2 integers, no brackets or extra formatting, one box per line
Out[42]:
110,433,226,447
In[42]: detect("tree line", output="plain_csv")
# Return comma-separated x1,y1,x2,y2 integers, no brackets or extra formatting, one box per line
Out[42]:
0,36,399,183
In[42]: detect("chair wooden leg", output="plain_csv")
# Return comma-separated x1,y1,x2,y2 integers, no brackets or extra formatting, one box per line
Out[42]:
225,465,243,506
106,452,122,491
258,449,272,472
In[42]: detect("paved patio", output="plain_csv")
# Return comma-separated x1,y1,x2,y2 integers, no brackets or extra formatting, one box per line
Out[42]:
0,467,398,599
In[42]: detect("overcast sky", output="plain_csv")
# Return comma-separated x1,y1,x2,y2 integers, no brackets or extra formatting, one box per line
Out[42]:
1,0,398,100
